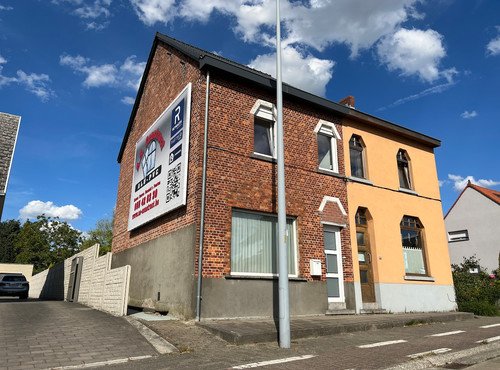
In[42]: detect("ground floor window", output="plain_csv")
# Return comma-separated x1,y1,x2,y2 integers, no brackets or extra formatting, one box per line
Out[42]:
231,210,297,276
401,216,427,275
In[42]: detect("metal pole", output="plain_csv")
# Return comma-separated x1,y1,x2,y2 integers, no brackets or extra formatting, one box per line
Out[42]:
276,0,291,349
196,70,210,321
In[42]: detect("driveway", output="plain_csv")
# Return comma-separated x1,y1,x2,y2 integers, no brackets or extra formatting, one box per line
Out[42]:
0,298,157,369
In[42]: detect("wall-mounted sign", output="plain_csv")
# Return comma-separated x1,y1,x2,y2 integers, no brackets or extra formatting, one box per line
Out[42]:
128,83,192,230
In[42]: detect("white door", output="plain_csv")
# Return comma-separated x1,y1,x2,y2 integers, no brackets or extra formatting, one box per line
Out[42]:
324,227,344,303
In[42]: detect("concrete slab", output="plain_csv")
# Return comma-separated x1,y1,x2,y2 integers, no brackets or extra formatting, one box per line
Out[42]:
128,311,177,321
197,312,474,345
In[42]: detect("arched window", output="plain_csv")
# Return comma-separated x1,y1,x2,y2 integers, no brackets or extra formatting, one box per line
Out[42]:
251,100,276,158
397,149,412,189
401,216,427,276
315,120,340,173
349,135,365,179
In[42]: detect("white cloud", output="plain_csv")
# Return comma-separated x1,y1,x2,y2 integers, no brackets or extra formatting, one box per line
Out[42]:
448,174,500,191
177,0,422,56
129,1,455,91
19,200,83,220
249,46,334,96
73,0,111,19
0,5,13,11
60,54,145,91
52,0,112,30
460,110,477,119
487,35,500,56
378,77,456,111
377,28,449,83
0,55,54,101
131,0,176,26
121,96,135,105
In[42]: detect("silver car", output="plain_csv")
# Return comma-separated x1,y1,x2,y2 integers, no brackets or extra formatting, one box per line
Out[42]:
0,273,29,299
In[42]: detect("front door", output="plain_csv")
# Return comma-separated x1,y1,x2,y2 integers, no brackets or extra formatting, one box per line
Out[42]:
324,228,344,303
356,227,375,302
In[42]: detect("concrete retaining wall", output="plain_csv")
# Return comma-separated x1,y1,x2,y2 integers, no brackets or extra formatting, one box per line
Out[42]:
29,244,131,316
111,224,197,319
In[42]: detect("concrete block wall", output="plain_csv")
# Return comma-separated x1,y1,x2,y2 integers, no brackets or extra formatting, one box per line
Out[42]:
29,244,131,316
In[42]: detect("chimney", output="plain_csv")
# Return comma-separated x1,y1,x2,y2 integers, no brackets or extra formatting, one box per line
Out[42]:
339,95,355,108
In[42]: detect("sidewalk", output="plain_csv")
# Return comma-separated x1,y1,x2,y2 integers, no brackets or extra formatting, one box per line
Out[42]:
197,312,473,344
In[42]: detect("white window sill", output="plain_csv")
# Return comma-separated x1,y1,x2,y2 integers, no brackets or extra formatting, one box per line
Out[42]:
251,152,276,162
398,187,418,196
404,275,435,282
317,168,345,179
348,176,373,186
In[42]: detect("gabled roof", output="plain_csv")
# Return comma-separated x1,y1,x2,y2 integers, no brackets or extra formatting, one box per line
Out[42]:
117,32,441,163
468,182,500,205
445,181,500,218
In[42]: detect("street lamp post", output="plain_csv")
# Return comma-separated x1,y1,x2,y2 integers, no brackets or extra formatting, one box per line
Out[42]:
275,0,291,349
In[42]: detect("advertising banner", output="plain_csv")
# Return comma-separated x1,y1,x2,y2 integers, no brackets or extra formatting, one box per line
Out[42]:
128,83,192,230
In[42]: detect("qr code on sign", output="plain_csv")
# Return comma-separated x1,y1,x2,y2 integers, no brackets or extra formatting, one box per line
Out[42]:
166,163,181,203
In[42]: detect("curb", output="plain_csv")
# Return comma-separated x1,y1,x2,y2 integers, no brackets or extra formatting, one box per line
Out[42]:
198,312,474,345
125,316,179,354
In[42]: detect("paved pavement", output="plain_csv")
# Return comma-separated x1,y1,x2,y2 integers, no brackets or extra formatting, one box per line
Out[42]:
0,298,157,370
106,314,500,369
198,312,474,344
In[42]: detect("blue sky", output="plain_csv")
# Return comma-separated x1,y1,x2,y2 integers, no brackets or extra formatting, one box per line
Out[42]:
0,0,499,232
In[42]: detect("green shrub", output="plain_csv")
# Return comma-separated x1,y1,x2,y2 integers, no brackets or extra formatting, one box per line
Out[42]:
452,256,500,316
458,301,498,316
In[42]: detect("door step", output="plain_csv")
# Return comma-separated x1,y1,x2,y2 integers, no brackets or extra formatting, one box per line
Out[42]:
360,308,387,314
325,309,356,315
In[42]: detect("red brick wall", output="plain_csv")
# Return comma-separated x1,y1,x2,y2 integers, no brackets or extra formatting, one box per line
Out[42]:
112,43,205,253
113,43,352,284
201,72,352,282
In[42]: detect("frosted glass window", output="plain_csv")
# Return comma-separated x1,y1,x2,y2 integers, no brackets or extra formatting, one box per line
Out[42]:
231,210,296,275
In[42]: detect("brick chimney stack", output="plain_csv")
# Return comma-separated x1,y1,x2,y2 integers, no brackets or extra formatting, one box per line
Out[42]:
339,95,355,108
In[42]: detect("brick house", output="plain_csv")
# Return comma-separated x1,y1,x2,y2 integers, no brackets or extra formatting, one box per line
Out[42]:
112,33,455,319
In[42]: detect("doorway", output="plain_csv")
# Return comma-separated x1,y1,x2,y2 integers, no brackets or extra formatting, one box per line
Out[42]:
355,208,376,303
323,227,345,303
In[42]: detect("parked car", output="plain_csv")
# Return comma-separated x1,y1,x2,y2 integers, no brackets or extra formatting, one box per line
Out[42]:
0,273,29,299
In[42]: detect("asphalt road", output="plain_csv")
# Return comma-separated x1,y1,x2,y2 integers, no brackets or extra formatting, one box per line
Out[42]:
107,315,500,370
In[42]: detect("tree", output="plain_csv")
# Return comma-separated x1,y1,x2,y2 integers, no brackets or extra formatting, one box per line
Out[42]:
15,215,83,273
0,219,21,263
81,215,114,255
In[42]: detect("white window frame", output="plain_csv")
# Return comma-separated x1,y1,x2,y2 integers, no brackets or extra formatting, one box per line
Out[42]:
314,120,340,173
251,100,277,159
448,230,469,242
230,209,299,278
324,226,345,303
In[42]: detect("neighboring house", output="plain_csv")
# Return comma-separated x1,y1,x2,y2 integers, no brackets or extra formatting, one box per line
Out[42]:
0,112,21,220
342,103,456,313
112,33,456,319
445,182,500,273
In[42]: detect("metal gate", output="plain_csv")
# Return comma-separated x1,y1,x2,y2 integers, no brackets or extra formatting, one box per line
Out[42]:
66,256,83,302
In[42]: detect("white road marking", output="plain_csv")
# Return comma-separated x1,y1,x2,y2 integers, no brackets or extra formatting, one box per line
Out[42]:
429,330,465,337
231,355,316,369
480,323,500,329
50,355,153,369
407,348,452,359
476,335,500,344
358,339,407,348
